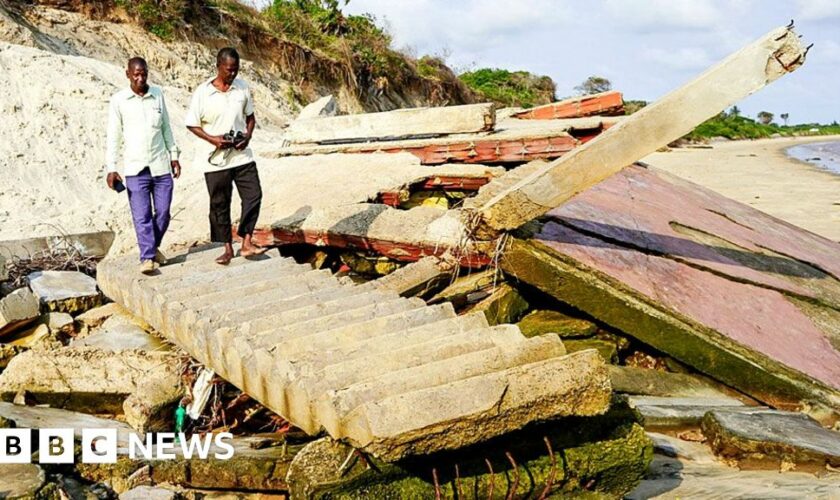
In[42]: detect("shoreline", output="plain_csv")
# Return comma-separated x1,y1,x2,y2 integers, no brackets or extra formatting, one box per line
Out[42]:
643,135,840,242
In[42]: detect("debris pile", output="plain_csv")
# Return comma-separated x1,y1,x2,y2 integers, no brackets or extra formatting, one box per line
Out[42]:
2,22,839,499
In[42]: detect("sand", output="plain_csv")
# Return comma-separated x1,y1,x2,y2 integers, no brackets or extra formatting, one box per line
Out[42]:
644,136,840,242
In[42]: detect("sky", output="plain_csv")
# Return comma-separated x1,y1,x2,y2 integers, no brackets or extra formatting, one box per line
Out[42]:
254,1,840,125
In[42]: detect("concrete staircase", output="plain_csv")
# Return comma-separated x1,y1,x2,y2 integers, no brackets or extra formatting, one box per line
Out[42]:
97,247,610,461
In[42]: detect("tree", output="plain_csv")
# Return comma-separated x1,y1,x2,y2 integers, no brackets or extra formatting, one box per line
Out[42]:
757,111,774,125
780,112,789,126
729,106,741,117
574,75,612,96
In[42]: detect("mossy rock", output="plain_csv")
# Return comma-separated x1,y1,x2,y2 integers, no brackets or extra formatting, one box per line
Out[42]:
517,309,598,338
564,339,619,364
465,283,529,326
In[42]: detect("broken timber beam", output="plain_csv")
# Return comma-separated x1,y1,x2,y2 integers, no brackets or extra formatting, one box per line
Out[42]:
284,103,496,145
512,91,625,120
465,25,808,239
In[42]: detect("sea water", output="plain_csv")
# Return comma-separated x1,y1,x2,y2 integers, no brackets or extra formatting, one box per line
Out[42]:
786,141,840,175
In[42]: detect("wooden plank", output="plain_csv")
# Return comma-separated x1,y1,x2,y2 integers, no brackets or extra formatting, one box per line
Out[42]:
468,25,808,238
513,91,624,120
284,103,496,144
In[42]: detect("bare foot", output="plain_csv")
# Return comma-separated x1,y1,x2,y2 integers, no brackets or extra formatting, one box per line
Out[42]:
215,250,233,265
240,245,268,257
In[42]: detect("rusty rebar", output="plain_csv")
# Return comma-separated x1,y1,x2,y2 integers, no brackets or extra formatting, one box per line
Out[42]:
485,458,495,500
538,437,557,500
505,452,520,500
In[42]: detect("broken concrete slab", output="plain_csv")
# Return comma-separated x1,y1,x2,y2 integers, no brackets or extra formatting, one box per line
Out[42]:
27,270,101,314
44,311,74,335
0,346,181,416
120,486,178,500
288,401,652,498
269,116,613,164
73,314,168,352
628,432,840,499
363,256,454,297
564,338,618,364
0,402,294,493
0,287,39,337
74,302,130,329
285,103,495,144
5,322,55,349
428,269,498,307
271,204,492,267
513,90,625,120
462,282,528,326
297,94,338,120
501,164,840,421
468,25,808,237
517,309,598,338
0,464,46,499
342,349,611,460
628,395,755,428
608,366,736,399
702,408,840,469
0,230,114,260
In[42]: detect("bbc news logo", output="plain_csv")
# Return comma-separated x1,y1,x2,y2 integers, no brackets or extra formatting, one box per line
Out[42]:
0,429,235,463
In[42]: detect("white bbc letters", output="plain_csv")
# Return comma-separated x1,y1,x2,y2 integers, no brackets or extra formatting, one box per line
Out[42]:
38,429,75,464
81,429,117,464
0,429,31,463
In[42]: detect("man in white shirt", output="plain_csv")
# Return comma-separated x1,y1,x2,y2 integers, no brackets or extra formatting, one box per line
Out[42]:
185,47,264,265
106,57,181,274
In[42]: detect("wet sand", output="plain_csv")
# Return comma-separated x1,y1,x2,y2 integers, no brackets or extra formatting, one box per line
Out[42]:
644,135,840,242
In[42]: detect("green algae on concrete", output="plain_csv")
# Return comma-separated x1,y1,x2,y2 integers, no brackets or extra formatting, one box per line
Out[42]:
564,339,619,364
501,237,840,422
287,400,653,498
464,282,529,326
517,309,598,338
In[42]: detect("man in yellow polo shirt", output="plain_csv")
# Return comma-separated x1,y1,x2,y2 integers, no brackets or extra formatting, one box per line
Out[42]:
105,57,181,274
185,47,265,265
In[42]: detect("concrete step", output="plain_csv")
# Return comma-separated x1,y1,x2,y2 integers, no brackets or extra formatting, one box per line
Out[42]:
226,298,424,390
316,333,567,436
341,349,611,460
191,270,339,317
271,311,492,378
217,282,352,322
283,325,527,433
249,289,400,328
164,262,312,303
150,255,299,292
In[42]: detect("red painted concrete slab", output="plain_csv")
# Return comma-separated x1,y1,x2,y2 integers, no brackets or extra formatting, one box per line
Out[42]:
547,166,840,309
513,91,625,120
509,164,840,412
535,220,840,392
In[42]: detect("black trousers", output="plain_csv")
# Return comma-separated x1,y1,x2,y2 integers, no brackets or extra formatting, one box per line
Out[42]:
204,162,262,243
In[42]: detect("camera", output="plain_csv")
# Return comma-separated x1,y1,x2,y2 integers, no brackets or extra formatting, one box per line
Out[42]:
223,130,246,145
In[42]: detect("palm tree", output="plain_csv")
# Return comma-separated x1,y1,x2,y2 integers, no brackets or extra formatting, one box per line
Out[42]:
780,113,789,126
757,111,774,125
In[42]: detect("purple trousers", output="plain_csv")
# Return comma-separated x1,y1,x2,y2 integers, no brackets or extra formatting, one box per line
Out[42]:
126,168,173,261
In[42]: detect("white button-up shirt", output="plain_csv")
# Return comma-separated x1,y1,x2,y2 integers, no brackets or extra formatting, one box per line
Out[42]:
106,86,180,177
184,77,255,172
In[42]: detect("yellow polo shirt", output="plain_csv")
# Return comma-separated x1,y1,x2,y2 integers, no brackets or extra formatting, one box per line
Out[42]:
184,77,256,172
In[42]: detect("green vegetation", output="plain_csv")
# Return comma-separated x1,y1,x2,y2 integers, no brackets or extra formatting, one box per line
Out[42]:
114,0,187,40
685,108,840,141
459,68,555,108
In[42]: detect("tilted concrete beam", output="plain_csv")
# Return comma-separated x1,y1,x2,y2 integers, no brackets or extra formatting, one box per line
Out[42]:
466,25,808,239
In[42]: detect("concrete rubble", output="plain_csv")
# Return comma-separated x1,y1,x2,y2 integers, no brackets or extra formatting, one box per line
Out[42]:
0,287,39,336
0,346,182,427
1,21,833,499
27,269,102,314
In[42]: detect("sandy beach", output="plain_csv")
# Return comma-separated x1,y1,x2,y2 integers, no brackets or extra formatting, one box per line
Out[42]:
644,135,840,242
